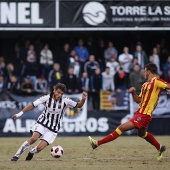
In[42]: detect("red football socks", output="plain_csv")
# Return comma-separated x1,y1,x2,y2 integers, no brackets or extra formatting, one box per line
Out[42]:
144,132,160,150
98,128,122,146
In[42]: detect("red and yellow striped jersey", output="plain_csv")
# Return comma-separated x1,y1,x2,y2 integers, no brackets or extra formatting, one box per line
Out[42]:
137,77,168,116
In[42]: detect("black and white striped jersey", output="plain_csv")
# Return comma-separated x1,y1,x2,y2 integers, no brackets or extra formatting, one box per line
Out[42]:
32,93,77,133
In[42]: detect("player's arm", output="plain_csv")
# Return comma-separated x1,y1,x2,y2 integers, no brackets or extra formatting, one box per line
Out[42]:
156,78,170,94
165,83,170,94
76,91,87,108
12,103,34,119
12,95,49,119
128,87,141,104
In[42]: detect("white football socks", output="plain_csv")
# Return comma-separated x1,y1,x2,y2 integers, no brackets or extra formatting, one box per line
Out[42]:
30,146,38,154
15,141,30,158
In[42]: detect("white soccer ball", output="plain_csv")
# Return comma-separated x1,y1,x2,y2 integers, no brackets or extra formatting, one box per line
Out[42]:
51,145,64,158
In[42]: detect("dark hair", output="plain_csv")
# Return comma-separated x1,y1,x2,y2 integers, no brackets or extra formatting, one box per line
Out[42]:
54,83,67,93
145,63,158,74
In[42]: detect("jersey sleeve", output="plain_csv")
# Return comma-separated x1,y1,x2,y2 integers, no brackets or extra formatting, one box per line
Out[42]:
155,78,168,89
33,95,49,107
139,83,145,97
139,91,142,97
64,97,78,108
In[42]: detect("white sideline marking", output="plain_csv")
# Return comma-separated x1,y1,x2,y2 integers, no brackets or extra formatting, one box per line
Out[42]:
2,156,168,162
34,157,143,161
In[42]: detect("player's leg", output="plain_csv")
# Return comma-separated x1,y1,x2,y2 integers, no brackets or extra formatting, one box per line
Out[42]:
138,128,166,161
88,120,136,149
11,132,40,161
25,129,57,161
26,140,48,161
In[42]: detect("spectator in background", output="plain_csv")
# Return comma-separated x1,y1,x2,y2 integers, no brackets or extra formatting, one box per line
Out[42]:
129,64,145,92
96,39,106,71
20,76,34,95
74,39,89,73
156,41,169,70
69,55,81,79
104,41,118,62
129,57,139,72
80,72,89,92
106,55,120,76
0,59,8,84
163,56,170,77
19,40,30,78
62,67,80,94
152,47,161,76
86,37,97,57
149,55,154,64
84,55,99,79
118,46,133,88
69,50,76,63
34,35,43,58
40,44,54,80
27,44,36,60
14,35,25,59
0,75,5,92
133,44,148,69
165,69,170,83
24,44,38,84
101,67,114,91
114,67,126,91
59,43,70,75
7,75,20,94
90,67,102,111
6,63,15,80
19,40,30,65
48,63,63,91
34,76,48,94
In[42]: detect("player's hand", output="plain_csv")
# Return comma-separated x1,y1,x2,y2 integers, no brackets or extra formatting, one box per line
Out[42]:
128,87,136,94
166,89,170,95
82,91,87,100
12,114,19,119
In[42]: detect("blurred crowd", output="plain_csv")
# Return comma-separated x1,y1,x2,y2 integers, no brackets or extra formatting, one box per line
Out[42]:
0,36,170,110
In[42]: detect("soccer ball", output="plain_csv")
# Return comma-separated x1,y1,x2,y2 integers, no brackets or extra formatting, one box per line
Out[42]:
51,145,64,158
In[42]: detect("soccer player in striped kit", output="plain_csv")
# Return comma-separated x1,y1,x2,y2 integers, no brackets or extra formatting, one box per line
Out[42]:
89,63,170,161
11,83,87,161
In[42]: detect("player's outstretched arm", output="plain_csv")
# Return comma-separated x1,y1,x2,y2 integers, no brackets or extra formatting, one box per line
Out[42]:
76,91,87,108
128,87,141,104
12,103,34,119
166,84,170,95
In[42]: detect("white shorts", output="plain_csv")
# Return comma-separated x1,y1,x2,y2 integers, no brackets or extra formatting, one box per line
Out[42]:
32,123,57,145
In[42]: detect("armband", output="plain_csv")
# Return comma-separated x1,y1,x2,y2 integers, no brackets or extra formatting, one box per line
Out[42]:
16,111,24,117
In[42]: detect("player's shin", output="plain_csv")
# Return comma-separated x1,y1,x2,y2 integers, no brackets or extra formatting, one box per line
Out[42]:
98,128,122,146
14,141,30,158
141,132,160,150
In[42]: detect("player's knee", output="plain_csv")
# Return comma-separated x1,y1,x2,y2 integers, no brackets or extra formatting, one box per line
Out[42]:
29,136,38,144
138,131,146,138
117,125,124,132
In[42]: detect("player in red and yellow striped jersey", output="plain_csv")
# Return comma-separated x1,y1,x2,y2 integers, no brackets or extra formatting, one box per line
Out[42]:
88,63,170,161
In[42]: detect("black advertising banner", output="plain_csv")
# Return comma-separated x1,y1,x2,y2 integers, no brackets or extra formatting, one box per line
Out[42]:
0,0,56,29
59,1,170,30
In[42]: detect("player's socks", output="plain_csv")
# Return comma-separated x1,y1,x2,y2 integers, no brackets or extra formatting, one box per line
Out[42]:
14,141,30,158
98,128,122,146
30,146,38,154
142,132,160,150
